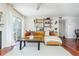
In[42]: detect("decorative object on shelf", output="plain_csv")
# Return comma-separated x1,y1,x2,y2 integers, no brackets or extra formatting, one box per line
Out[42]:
59,16,62,20
34,17,52,31
34,20,36,23
46,17,50,20
34,17,59,34
44,17,52,31
34,19,44,31
55,21,57,24
55,28,57,30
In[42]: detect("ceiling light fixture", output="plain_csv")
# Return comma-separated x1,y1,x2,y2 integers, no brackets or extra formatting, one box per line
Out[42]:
36,3,42,10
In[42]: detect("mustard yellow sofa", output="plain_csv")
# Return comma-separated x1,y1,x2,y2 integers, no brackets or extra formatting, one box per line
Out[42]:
24,31,44,41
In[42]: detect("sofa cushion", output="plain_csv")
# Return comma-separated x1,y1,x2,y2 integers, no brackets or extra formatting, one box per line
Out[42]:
24,32,31,36
50,32,59,36
33,31,44,35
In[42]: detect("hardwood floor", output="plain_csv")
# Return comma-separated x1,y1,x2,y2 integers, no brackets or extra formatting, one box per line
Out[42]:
0,46,14,56
0,38,79,56
62,38,79,56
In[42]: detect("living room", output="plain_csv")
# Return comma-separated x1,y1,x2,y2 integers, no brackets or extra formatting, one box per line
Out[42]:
0,3,79,56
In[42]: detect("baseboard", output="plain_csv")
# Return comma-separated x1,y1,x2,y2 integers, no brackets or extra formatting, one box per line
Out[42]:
64,37,76,40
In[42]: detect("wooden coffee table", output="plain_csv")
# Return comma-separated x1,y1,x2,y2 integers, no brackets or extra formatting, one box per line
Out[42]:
18,37,44,50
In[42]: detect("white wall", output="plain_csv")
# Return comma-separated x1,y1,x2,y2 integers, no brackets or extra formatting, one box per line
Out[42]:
63,16,79,39
0,4,25,48
24,17,36,31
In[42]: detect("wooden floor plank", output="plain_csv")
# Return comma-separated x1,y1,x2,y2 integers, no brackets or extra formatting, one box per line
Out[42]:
0,46,14,56
62,39,79,56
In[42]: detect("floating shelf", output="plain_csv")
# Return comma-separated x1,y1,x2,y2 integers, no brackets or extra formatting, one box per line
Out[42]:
34,17,52,31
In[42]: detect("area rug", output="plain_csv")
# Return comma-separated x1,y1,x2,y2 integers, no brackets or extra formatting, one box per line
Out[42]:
5,43,72,56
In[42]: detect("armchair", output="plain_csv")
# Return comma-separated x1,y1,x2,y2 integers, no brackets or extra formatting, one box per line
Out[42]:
75,29,79,41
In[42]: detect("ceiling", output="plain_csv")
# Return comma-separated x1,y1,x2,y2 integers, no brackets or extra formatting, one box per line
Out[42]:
11,3,79,17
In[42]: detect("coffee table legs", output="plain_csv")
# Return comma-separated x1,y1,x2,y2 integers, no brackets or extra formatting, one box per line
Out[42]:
24,41,26,47
19,40,40,50
20,41,22,50
38,42,40,50
19,41,26,50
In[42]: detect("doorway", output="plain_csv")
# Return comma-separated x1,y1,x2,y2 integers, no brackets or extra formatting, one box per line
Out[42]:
59,20,66,37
